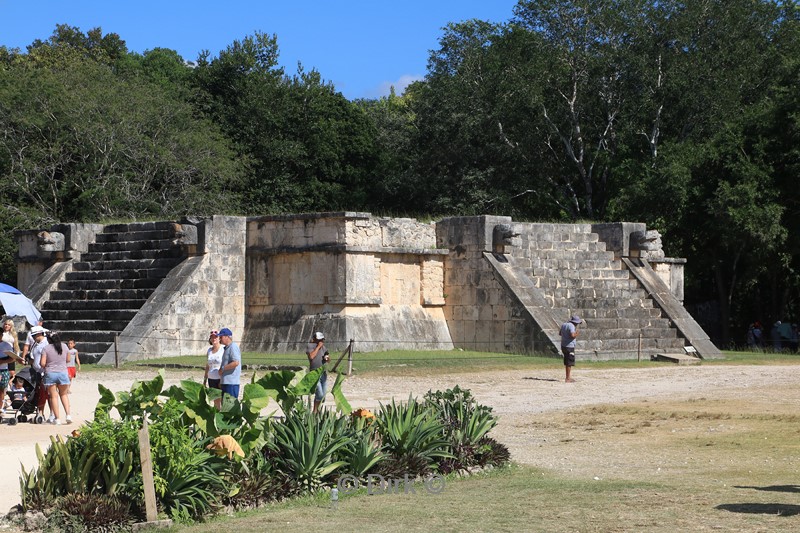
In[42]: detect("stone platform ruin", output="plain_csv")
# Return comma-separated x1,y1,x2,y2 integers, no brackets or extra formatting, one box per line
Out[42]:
13,213,720,363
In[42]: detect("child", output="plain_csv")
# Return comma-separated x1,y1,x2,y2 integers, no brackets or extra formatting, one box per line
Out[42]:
66,339,81,389
8,376,27,404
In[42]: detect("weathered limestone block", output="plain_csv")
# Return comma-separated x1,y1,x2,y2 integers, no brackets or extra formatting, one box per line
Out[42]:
346,254,381,304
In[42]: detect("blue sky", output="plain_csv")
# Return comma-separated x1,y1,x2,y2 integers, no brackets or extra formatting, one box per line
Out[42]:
1,1,519,99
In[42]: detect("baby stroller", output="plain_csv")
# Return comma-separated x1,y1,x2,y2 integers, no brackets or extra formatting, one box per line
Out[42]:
1,367,45,425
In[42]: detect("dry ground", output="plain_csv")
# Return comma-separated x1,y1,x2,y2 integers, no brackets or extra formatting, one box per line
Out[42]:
2,363,799,530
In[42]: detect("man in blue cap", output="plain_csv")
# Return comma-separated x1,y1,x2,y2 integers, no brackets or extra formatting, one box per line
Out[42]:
560,315,582,383
217,328,241,400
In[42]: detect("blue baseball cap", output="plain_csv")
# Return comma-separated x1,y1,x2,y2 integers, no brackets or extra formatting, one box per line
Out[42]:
218,328,233,337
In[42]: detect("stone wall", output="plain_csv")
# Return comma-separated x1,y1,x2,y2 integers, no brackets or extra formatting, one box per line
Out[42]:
436,216,544,354
243,212,452,353
99,215,247,363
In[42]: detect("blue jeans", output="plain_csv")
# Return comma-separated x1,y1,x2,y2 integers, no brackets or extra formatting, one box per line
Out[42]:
315,371,328,402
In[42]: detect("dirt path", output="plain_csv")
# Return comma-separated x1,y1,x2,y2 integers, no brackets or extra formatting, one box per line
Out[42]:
2,364,797,510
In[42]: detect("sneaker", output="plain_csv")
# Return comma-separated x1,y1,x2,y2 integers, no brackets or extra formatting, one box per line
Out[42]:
47,416,56,424
65,415,73,424
54,419,62,425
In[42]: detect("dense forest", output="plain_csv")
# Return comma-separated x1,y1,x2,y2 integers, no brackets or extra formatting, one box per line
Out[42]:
1,0,798,346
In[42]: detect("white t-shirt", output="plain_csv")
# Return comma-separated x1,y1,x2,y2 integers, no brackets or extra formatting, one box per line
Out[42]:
206,346,224,380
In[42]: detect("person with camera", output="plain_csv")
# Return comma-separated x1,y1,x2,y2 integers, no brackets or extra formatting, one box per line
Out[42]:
306,331,330,413
560,315,582,383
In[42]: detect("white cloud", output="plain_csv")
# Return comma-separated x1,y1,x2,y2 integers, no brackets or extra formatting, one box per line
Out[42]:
368,74,424,98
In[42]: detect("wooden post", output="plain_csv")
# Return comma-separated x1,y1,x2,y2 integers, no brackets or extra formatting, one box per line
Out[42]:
346,339,354,375
138,418,158,523
114,334,120,368
638,333,642,362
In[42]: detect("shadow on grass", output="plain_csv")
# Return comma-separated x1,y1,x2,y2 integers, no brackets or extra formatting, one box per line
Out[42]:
716,503,800,516
734,484,800,493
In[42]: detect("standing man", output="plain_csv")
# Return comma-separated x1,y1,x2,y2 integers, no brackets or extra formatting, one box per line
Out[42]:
217,328,241,401
306,332,330,413
560,315,582,383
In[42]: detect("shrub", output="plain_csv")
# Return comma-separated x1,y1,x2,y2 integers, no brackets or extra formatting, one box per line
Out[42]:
270,410,350,493
337,419,384,480
425,386,498,469
48,493,132,532
376,396,452,476
225,451,293,509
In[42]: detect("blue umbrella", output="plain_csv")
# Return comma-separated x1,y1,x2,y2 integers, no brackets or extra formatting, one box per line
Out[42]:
0,283,42,326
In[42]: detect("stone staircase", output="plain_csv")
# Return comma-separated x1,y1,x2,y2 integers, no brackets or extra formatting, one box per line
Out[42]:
517,224,687,359
41,222,188,362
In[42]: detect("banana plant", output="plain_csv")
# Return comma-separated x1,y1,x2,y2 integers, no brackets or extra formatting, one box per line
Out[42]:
95,370,166,420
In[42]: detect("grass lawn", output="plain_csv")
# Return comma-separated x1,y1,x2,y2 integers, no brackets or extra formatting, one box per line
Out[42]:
170,385,800,533
126,348,800,378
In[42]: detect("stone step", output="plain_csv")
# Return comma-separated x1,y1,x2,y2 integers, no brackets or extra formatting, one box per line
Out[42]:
46,318,132,332
94,229,174,243
103,221,179,233
80,248,184,262
57,278,162,291
567,317,673,329
521,231,599,243
525,223,594,234
531,267,631,280
69,344,111,364
65,268,175,281
575,327,678,341
576,337,686,351
548,297,654,310
522,241,609,253
42,309,139,321
43,299,147,311
528,257,620,269
548,287,648,300
525,249,619,262
72,257,183,272
54,330,119,343
48,288,153,301
88,238,179,253
534,277,640,290
552,307,664,319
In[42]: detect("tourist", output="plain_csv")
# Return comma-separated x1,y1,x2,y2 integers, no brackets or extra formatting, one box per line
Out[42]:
752,321,764,348
29,325,50,416
204,329,224,409
40,331,72,424
746,323,756,349
2,319,19,380
218,328,241,401
560,315,582,383
22,319,45,367
66,338,80,390
0,337,22,412
306,331,330,412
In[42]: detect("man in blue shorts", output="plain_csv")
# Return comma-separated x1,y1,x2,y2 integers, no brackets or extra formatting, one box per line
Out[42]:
218,328,241,400
560,315,582,383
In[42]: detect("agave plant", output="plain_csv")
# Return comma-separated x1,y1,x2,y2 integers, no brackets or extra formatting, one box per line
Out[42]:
425,386,497,467
338,421,384,480
157,448,227,522
376,395,452,474
270,410,350,493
